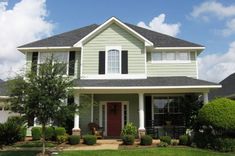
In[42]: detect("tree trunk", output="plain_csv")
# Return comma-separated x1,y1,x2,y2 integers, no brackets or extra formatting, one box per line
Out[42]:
42,123,46,156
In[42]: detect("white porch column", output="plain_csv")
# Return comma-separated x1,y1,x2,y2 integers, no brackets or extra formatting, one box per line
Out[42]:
72,93,81,136
138,93,145,137
33,117,37,127
203,92,209,104
91,94,94,122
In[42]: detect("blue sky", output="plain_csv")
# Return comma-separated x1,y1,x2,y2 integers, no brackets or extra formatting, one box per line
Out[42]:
1,0,235,82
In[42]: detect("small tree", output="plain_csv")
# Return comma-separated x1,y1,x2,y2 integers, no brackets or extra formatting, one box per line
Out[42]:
9,58,77,155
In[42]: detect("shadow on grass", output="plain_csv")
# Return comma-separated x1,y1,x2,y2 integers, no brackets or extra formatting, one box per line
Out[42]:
0,151,38,156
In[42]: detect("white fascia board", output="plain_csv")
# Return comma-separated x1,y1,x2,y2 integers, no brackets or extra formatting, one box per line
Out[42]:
154,47,205,50
17,46,73,51
73,17,154,47
0,96,10,99
73,85,222,90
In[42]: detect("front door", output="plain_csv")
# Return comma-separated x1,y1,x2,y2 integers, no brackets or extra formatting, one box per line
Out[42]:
107,102,122,136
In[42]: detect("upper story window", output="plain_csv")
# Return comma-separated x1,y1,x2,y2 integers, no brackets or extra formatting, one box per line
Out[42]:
107,49,120,74
152,51,190,63
31,51,76,76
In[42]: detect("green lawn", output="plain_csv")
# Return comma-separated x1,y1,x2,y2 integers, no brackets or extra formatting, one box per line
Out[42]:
0,147,234,156
58,147,235,156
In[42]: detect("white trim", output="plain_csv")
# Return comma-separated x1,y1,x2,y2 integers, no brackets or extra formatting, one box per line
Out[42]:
144,47,147,76
73,17,153,47
99,101,129,136
17,46,72,51
0,96,10,99
80,47,83,78
154,47,205,50
73,85,222,90
80,74,147,79
105,46,122,74
195,51,199,79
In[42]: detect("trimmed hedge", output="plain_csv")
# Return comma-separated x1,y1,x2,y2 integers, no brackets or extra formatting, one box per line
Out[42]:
31,127,41,141
68,135,80,145
55,127,66,137
45,126,54,140
122,135,135,145
179,135,189,145
160,136,171,145
56,134,68,144
198,98,235,131
212,138,235,152
140,135,152,145
83,135,97,145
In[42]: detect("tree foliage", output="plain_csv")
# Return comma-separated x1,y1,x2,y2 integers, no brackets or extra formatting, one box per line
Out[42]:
198,98,235,131
8,58,77,155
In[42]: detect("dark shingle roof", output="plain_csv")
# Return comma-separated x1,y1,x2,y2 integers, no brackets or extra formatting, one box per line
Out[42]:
18,24,99,48
209,73,235,100
74,77,217,87
19,22,204,48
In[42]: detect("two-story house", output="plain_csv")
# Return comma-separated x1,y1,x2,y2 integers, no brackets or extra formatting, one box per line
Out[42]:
17,17,221,138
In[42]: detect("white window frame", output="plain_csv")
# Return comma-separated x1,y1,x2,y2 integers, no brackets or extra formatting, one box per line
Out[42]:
151,51,191,63
105,46,122,75
38,51,70,76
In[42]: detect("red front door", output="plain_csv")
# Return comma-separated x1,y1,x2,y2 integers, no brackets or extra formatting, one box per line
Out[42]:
107,102,122,136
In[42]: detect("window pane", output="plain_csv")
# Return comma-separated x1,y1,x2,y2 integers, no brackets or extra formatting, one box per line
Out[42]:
177,52,188,60
152,52,162,61
107,49,120,73
163,52,176,60
153,97,168,113
40,52,51,63
53,52,68,63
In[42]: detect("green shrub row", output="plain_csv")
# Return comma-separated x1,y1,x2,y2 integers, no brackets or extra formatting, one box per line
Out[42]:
83,135,97,145
68,135,80,145
31,126,66,142
122,135,135,145
140,135,152,145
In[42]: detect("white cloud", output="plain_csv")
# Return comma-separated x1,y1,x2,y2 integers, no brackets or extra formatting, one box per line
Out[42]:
137,14,181,37
0,0,54,80
198,41,235,83
191,1,235,36
191,1,235,19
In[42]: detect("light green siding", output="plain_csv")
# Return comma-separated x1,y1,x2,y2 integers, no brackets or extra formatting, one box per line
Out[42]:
75,51,81,78
147,52,197,78
83,23,145,75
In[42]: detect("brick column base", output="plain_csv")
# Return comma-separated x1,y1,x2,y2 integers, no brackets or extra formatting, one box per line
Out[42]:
138,129,146,138
72,128,81,136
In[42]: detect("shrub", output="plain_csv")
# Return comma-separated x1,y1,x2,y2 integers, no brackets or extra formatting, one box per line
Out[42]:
212,138,235,152
55,127,66,137
68,135,80,145
198,98,235,131
19,126,27,141
193,132,213,149
45,127,54,140
121,122,137,136
179,135,189,145
122,135,135,145
140,135,152,145
83,135,97,145
0,120,21,145
160,136,171,145
158,142,168,147
31,127,41,140
56,134,68,144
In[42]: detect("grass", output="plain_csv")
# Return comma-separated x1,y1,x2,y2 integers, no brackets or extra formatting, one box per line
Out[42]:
0,151,38,156
12,140,56,147
0,147,234,156
58,147,235,156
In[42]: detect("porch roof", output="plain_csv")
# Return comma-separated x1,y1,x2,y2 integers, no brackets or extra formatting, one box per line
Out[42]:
73,77,220,89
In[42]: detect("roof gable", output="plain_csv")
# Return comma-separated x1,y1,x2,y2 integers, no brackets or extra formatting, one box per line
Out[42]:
18,17,205,50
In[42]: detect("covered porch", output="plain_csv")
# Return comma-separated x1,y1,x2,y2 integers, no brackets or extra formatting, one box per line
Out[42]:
72,77,220,138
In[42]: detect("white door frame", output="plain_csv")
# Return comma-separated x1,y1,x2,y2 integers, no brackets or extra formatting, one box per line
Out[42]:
99,101,129,136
